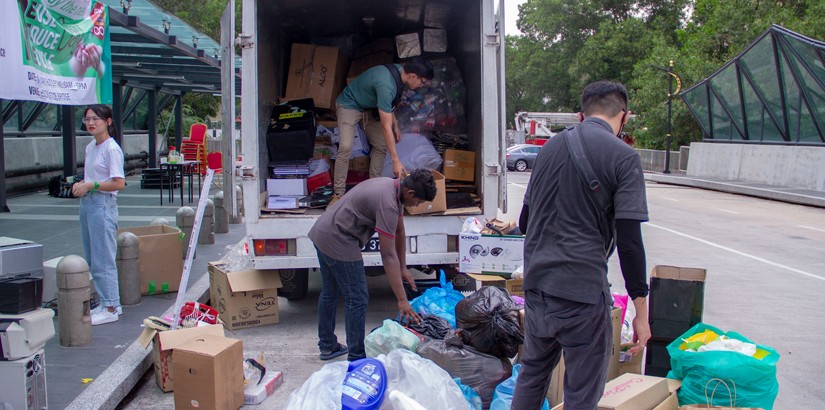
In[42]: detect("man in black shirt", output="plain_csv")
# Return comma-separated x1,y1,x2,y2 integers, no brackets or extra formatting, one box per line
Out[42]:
512,81,651,410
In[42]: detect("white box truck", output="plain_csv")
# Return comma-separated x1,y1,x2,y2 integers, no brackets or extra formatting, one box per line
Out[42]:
230,0,508,299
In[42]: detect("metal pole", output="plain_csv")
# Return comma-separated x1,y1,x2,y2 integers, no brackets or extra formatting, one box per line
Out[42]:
148,89,158,168
0,99,8,213
112,83,123,146
174,93,183,151
62,105,77,177
664,60,674,174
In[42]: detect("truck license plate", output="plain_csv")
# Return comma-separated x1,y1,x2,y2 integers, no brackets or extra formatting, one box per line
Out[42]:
362,237,380,252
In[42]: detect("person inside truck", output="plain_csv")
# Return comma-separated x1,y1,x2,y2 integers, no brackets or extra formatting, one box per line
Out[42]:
331,57,434,206
308,168,436,361
512,81,651,410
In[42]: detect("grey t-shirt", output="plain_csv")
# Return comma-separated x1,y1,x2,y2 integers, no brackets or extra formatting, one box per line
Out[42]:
308,177,402,261
522,117,648,305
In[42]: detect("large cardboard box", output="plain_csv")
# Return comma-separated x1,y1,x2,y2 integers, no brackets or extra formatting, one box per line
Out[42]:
285,43,348,109
458,233,525,275
606,307,623,381
598,373,670,410
553,379,680,410
465,274,523,297
208,262,282,330
405,170,447,215
116,225,183,295
649,265,706,340
443,149,475,182
173,334,244,410
136,324,225,392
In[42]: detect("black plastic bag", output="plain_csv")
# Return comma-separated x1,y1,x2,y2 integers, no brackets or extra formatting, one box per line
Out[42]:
405,313,453,340
417,330,511,410
455,286,524,359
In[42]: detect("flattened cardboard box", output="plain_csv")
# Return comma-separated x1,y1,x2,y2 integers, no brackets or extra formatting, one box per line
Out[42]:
136,324,225,392
116,225,183,295
208,262,282,330
173,334,244,410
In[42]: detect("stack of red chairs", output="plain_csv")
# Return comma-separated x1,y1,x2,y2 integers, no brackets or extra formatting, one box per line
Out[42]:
181,123,207,175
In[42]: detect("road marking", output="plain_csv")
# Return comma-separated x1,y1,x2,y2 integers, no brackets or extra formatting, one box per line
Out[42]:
662,197,678,202
10,203,179,210
0,214,162,222
511,183,528,189
718,209,739,214
647,222,825,283
798,225,825,234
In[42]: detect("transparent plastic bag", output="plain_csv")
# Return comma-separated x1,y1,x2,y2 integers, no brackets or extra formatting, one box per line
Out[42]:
365,319,423,358
284,361,348,410
376,349,469,410
454,378,483,410
380,133,443,177
490,364,550,410
243,352,267,388
461,217,484,234
409,270,464,327
220,239,252,272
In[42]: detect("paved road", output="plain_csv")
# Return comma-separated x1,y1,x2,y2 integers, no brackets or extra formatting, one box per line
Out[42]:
121,171,825,409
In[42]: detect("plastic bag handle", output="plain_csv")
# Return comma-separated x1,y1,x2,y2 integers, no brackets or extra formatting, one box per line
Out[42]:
705,378,736,407
439,269,447,288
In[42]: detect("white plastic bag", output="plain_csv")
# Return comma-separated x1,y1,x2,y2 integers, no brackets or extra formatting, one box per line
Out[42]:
219,239,252,272
331,123,370,158
365,319,422,358
377,349,469,410
461,217,484,234
381,133,443,177
284,361,348,410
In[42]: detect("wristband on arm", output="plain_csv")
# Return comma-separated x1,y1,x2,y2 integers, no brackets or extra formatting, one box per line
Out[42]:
91,182,100,193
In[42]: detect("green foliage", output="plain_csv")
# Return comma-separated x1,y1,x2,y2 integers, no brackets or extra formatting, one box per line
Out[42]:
158,104,204,147
509,0,825,149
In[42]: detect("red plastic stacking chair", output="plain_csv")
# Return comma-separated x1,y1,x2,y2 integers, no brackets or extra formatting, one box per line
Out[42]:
206,151,223,187
181,123,208,175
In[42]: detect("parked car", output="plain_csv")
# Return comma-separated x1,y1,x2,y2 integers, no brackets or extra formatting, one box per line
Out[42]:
506,144,541,172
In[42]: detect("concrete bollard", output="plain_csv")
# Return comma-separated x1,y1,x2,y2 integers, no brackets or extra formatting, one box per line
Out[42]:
214,191,230,234
231,185,243,224
116,232,141,306
57,255,92,347
198,199,215,245
176,206,196,260
150,217,170,226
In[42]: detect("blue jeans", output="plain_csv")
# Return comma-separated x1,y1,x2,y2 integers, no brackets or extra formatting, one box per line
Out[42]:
80,192,120,309
315,247,368,361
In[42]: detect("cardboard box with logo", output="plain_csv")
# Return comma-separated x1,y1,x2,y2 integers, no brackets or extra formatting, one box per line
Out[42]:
173,334,244,410
598,373,671,410
137,323,225,392
443,149,475,182
116,225,183,295
458,233,525,275
284,43,348,109
208,262,282,331
405,170,447,215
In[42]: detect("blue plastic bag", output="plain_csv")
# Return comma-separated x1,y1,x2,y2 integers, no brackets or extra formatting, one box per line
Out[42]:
409,270,464,327
454,378,482,410
490,364,550,410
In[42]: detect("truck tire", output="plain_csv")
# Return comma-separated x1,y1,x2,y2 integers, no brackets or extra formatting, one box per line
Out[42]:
277,268,309,301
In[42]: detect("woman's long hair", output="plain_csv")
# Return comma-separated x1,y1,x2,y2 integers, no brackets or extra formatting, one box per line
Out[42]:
85,104,119,139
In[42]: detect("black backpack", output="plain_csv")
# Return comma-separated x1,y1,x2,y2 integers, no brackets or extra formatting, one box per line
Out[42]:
383,63,403,109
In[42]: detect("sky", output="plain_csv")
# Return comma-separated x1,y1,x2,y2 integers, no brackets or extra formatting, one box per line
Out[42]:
504,0,527,36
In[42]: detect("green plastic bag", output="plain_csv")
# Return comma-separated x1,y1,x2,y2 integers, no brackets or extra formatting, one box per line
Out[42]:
667,323,780,409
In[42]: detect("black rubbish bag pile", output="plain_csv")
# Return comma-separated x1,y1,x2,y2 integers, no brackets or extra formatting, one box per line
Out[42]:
455,286,524,359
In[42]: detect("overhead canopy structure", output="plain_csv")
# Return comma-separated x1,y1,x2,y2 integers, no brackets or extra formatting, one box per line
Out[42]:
680,25,825,146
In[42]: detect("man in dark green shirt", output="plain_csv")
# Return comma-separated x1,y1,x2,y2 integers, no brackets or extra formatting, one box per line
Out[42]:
332,57,434,205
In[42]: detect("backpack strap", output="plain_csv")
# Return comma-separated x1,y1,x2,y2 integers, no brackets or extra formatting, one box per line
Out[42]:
562,125,611,212
383,63,403,110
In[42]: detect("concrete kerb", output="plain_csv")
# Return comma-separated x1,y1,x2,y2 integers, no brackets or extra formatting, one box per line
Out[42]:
65,274,212,410
645,173,825,208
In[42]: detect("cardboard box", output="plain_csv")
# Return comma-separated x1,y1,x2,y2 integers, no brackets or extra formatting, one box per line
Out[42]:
173,334,244,410
395,32,421,58
405,170,447,215
652,379,682,410
649,266,706,341
618,343,644,376
137,324,225,392
116,225,183,295
443,149,475,182
347,52,394,84
208,262,282,330
458,233,525,275
244,371,284,405
598,373,670,410
606,307,623,381
285,44,348,109
423,28,448,53
266,178,308,196
547,358,566,407
266,196,301,210
465,273,523,297
349,155,370,173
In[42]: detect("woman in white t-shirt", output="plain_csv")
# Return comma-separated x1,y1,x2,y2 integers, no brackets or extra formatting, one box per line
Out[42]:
72,105,126,325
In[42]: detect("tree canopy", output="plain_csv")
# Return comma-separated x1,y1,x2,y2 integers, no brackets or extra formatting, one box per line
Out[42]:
506,0,824,148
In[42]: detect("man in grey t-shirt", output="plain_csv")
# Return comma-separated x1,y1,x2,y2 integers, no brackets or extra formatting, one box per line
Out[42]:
512,81,651,410
308,169,436,361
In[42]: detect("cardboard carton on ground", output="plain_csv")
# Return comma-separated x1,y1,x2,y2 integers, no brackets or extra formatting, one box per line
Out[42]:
208,262,282,330
405,170,447,215
443,149,475,182
618,342,644,376
244,371,285,405
598,373,670,410
173,334,244,410
553,379,680,410
136,323,224,392
458,233,525,275
116,225,183,295
465,273,524,297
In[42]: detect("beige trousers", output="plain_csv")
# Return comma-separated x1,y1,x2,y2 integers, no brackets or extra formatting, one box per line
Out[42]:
334,105,388,195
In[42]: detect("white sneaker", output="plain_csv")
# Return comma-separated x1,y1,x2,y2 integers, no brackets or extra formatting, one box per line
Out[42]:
91,305,122,315
91,309,120,325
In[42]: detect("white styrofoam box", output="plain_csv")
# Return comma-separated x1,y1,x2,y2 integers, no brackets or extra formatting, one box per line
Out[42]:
458,234,525,275
266,178,308,197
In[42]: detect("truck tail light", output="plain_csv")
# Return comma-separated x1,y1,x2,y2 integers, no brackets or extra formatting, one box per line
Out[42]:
252,239,293,256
